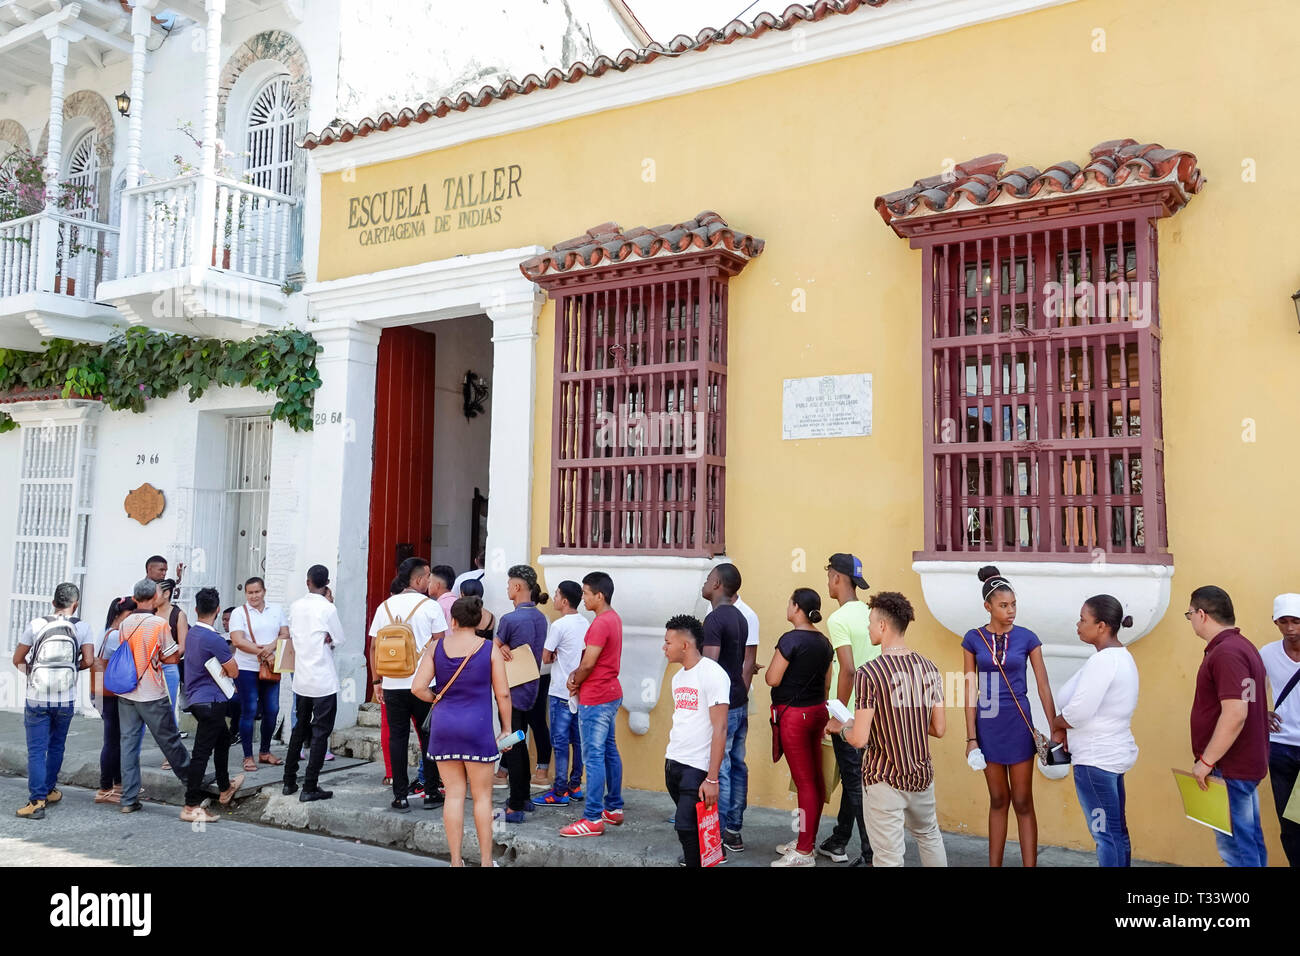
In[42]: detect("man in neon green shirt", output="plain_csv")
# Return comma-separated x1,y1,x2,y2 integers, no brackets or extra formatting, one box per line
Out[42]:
820,553,876,866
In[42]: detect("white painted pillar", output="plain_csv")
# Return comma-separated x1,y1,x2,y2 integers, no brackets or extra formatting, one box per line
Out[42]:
123,1,158,191
298,321,380,730
36,30,70,289
189,0,224,271
482,287,544,622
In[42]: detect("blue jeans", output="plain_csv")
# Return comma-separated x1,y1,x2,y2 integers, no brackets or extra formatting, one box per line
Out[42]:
549,696,583,794
24,702,75,802
163,663,181,720
1215,774,1268,867
235,670,280,758
717,704,749,832
1072,763,1131,866
578,698,622,821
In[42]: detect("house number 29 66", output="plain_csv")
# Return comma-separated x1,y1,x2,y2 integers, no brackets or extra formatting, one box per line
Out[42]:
136,453,159,465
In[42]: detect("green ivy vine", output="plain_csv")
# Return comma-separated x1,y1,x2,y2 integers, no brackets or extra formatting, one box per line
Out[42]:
0,327,323,433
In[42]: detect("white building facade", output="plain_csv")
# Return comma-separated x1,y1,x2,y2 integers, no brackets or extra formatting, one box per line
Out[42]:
0,0,644,720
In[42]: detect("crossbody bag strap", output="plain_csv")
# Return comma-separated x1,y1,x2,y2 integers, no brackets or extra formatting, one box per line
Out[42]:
1275,664,1300,710
977,627,1036,735
430,638,483,707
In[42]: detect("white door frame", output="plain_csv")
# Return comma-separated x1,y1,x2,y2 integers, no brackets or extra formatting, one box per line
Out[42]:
304,245,545,620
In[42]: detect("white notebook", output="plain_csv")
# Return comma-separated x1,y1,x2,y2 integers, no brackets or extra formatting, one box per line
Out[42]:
204,656,236,699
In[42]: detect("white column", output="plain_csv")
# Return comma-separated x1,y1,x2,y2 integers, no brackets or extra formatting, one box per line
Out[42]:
481,286,544,621
189,0,225,271
35,31,70,289
298,320,380,730
123,0,158,191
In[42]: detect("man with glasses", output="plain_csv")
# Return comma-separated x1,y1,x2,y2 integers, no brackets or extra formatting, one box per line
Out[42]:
1184,586,1270,866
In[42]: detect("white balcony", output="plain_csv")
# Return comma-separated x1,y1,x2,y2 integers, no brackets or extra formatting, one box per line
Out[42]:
0,210,121,350
98,173,299,338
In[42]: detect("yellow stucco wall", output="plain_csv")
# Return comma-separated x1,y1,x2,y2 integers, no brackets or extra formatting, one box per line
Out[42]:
319,0,1300,865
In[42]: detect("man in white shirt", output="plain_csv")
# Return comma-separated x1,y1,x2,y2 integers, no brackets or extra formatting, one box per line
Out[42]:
11,582,95,819
662,613,729,867
228,577,290,772
1265,593,1300,867
368,557,447,812
533,580,590,807
283,565,346,802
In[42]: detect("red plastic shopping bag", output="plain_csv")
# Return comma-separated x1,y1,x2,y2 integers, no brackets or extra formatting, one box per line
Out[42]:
697,801,724,868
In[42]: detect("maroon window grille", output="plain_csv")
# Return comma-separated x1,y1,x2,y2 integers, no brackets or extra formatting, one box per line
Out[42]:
540,264,734,557
911,207,1171,564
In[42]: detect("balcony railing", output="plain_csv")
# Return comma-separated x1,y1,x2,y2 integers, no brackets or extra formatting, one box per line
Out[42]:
120,173,299,285
0,211,120,302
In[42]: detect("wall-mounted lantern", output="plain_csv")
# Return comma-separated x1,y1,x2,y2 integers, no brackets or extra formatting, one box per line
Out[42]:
115,91,131,117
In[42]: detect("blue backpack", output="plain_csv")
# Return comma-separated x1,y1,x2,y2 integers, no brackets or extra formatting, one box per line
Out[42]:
104,621,148,695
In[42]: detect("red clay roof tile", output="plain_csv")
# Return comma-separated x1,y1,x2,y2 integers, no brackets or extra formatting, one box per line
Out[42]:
875,139,1206,234
302,2,894,150
519,211,764,280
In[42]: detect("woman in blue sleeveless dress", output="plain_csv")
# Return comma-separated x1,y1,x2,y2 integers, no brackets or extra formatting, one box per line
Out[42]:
961,566,1058,867
413,594,513,867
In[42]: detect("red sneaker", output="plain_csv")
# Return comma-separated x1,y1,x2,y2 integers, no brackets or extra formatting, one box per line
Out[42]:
559,818,605,838
601,809,624,826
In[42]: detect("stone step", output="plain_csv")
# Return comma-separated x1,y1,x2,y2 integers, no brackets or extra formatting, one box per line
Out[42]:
329,723,421,766
357,706,381,728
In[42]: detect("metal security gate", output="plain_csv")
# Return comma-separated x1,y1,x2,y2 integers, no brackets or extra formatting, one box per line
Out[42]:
226,415,272,594
7,418,97,659
172,415,272,611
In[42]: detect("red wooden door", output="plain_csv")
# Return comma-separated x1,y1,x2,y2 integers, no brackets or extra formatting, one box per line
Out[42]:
365,325,437,696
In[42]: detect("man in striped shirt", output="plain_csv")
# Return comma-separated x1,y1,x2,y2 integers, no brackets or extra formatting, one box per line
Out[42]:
826,591,947,867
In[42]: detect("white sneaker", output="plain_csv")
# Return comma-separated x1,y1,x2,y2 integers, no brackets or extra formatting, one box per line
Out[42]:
775,840,797,855
771,848,816,868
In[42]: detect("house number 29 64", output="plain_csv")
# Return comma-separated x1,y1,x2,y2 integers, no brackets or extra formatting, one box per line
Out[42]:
136,453,159,465
314,412,343,425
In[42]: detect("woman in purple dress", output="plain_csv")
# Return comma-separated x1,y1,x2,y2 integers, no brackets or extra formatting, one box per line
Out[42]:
413,595,513,867
961,566,1058,867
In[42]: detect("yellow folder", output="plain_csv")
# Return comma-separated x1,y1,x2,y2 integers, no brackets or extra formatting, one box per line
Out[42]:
1172,769,1232,836
1284,776,1300,825
503,646,540,688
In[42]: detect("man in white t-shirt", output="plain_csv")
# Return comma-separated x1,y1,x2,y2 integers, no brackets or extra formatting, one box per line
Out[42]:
663,613,730,867
368,558,448,811
283,565,346,802
1264,593,1300,867
228,577,290,772
533,581,590,807
12,582,95,819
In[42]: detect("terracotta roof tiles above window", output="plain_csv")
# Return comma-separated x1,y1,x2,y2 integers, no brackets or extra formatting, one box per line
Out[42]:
302,1,893,150
520,211,764,280
874,139,1206,234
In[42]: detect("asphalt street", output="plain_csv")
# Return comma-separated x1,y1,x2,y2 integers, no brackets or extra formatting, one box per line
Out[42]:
0,775,444,866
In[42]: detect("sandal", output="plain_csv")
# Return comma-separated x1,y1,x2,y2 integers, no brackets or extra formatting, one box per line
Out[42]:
258,753,284,766
243,757,257,772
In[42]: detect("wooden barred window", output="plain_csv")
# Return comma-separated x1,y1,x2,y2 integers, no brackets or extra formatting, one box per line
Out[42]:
876,143,1203,564
523,214,764,557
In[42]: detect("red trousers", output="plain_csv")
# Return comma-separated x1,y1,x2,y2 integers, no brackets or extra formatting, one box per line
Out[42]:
777,702,828,853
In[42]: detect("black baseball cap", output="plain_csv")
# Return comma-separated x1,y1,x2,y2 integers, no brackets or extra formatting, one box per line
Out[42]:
826,553,869,590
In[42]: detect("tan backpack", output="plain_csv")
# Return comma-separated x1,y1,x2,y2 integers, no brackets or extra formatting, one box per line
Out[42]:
373,597,428,678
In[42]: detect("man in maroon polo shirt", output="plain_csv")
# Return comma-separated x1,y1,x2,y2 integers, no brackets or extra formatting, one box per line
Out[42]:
1185,585,1270,866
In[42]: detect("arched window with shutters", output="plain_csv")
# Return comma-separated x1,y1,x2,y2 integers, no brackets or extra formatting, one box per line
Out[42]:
62,130,98,218
244,74,296,197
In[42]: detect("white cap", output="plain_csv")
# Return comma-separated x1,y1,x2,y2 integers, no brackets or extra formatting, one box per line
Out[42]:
1272,593,1300,622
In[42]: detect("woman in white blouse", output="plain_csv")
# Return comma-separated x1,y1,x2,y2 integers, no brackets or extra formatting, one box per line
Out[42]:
1051,594,1140,867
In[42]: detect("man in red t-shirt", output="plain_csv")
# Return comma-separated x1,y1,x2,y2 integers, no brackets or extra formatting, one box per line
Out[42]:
1185,585,1270,866
559,571,624,837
